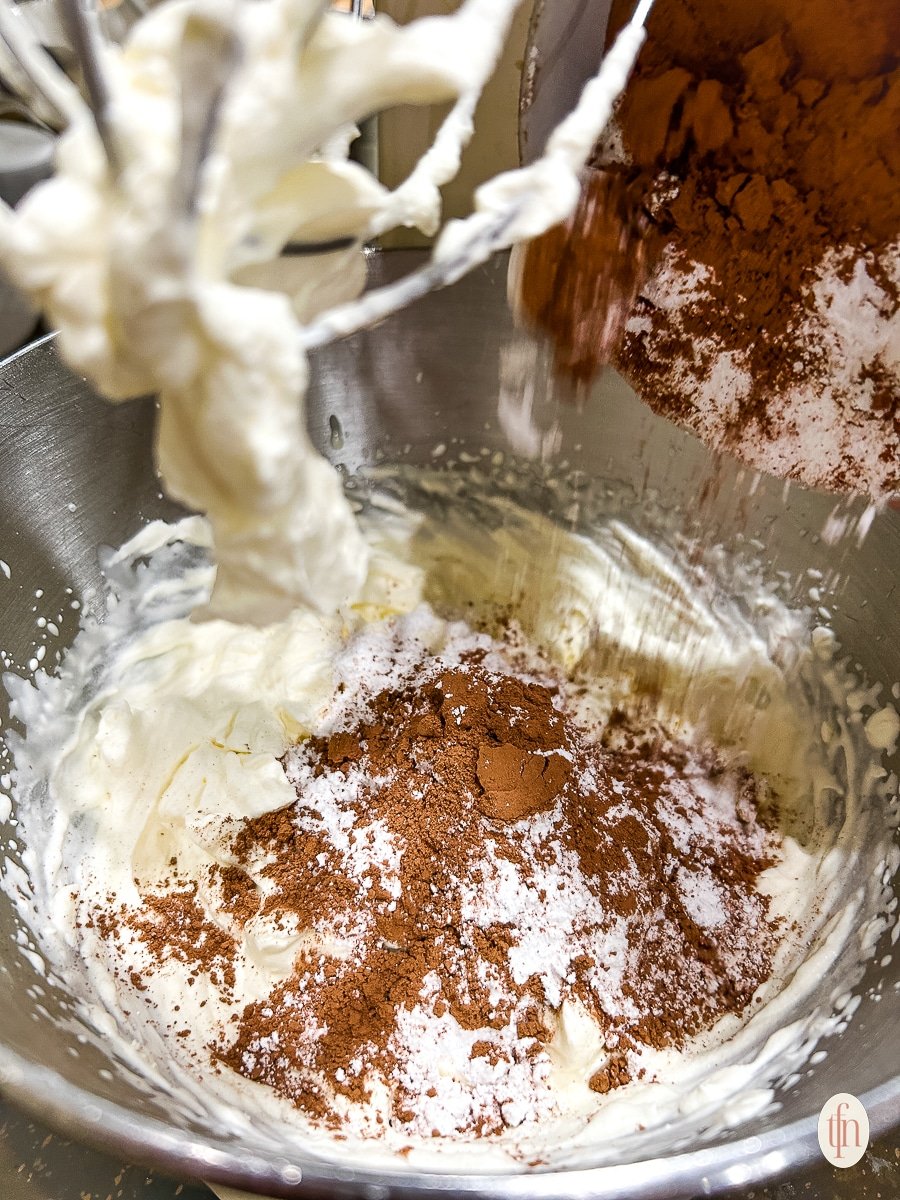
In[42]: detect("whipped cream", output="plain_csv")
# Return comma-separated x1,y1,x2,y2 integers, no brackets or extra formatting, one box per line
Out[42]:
0,0,528,623
4,481,898,1168
0,0,655,619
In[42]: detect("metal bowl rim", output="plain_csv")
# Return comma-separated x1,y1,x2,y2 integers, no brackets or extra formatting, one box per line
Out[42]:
1,1037,898,1196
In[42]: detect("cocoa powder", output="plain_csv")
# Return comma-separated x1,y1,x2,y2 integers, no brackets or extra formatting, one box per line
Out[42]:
82,877,241,1015
521,0,899,495
210,659,780,1135
516,170,661,386
85,647,786,1139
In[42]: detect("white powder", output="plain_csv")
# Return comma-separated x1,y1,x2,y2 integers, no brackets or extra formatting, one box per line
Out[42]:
388,974,554,1139
677,866,727,930
281,757,403,903
460,825,633,1011
624,241,900,498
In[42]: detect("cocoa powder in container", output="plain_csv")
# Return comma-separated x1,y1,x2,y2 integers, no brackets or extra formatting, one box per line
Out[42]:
520,0,899,496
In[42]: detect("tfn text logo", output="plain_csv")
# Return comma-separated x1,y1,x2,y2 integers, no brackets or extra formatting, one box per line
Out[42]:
817,1093,869,1167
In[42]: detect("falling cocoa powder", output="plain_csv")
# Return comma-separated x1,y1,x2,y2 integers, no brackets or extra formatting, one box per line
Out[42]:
521,0,899,495
516,170,662,386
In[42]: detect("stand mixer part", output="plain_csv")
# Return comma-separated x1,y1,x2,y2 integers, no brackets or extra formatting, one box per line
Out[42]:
0,0,656,625
0,0,655,344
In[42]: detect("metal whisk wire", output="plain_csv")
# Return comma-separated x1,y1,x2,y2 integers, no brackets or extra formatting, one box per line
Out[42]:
0,0,365,255
0,0,655,338
174,9,239,219
0,0,125,165
56,0,120,170
0,0,78,130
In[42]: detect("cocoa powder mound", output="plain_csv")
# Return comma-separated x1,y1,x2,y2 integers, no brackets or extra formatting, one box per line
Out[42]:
218,666,569,1132
522,0,899,495
206,658,782,1136
84,642,787,1140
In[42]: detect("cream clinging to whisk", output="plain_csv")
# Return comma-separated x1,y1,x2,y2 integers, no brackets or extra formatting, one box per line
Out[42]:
0,0,652,624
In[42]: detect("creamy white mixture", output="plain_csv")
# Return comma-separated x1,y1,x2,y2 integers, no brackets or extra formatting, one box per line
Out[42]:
4,490,899,1167
0,0,525,621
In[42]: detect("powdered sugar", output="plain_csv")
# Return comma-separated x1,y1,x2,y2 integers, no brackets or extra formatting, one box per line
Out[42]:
388,972,554,1138
461,825,633,1010
677,867,727,930
283,757,403,902
623,239,900,498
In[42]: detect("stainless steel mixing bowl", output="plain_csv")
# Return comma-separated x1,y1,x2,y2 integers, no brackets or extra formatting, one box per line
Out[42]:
0,250,898,1197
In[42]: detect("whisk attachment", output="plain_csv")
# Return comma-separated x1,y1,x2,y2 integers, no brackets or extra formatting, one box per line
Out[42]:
0,0,123,171
0,0,655,378
0,1,78,131
174,10,239,218
300,0,656,350
57,0,120,172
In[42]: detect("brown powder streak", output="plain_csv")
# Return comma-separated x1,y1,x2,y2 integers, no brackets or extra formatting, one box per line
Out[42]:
128,883,239,994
